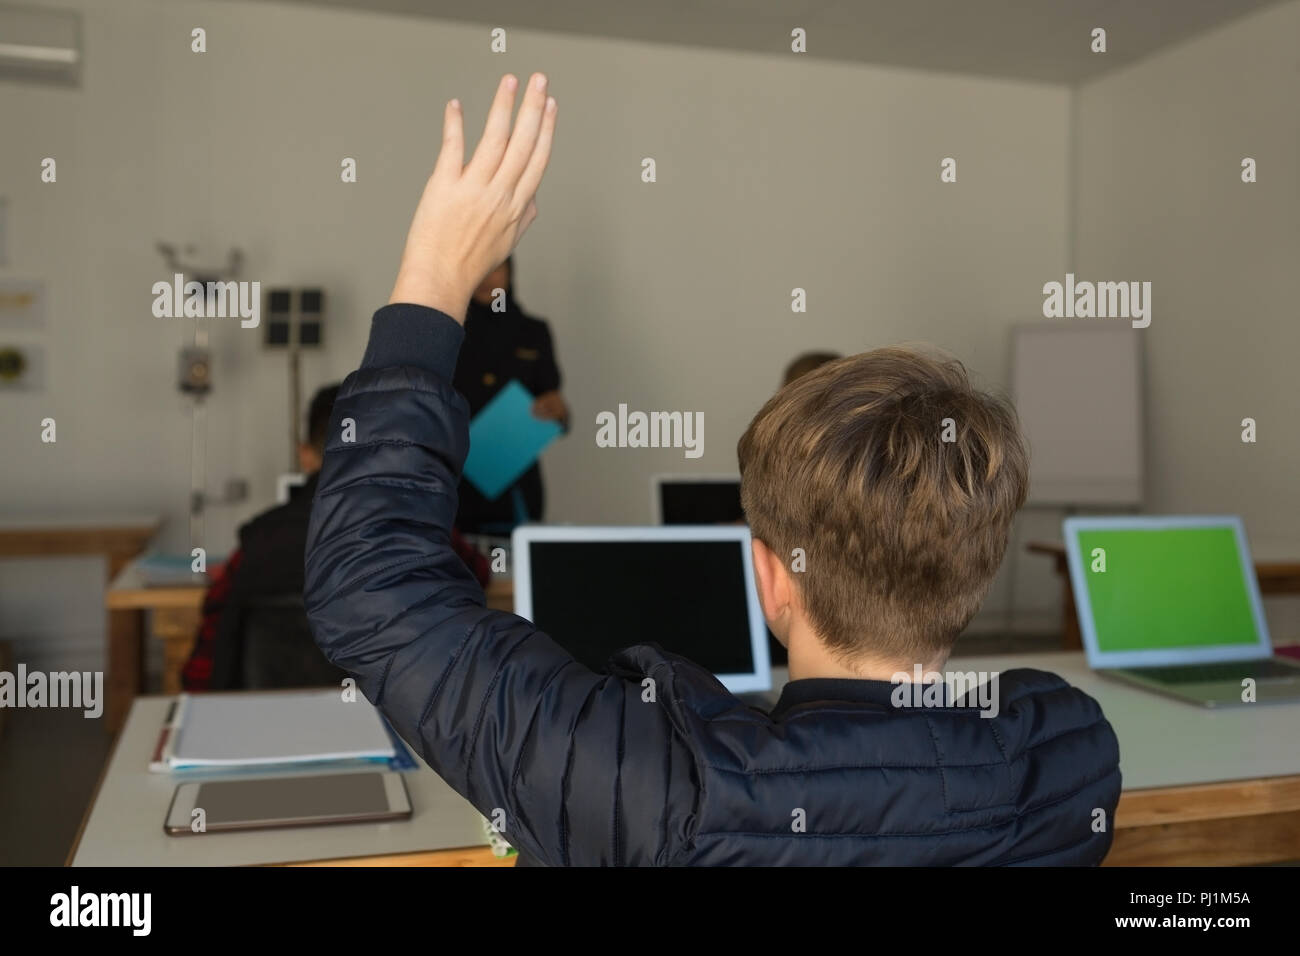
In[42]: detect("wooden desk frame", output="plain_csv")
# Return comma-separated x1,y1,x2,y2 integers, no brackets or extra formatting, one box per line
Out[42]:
1109,775,1300,866
105,574,516,698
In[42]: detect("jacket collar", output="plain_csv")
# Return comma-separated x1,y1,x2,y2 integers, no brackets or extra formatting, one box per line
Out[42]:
769,678,901,719
770,674,993,720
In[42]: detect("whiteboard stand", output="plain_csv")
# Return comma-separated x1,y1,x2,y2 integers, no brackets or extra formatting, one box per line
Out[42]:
1006,322,1146,641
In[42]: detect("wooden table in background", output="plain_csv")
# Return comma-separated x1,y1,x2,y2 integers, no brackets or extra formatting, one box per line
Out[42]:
0,516,160,734
1027,540,1300,650
104,564,208,697
105,562,515,696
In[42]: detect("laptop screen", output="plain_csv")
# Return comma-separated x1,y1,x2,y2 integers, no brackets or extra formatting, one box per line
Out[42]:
657,479,744,525
521,536,768,690
1070,522,1267,664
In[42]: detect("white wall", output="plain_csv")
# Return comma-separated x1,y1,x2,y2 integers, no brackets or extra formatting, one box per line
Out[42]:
1,0,1073,670
1073,0,1300,640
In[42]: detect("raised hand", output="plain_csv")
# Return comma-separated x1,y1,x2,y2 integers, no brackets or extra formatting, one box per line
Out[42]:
390,73,558,323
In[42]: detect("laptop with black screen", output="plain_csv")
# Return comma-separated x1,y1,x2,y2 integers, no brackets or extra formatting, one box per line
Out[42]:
511,525,772,694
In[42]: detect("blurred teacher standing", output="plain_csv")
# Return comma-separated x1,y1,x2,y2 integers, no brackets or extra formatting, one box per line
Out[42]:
453,255,569,533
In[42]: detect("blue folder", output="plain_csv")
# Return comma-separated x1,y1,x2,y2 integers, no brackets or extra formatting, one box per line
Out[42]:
463,380,563,501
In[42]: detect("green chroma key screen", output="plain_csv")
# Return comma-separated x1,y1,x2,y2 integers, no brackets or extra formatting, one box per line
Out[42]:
1077,527,1260,652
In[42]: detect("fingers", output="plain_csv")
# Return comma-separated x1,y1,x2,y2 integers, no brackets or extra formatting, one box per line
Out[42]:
466,74,519,180
518,198,539,235
431,98,464,181
496,73,550,189
513,96,557,208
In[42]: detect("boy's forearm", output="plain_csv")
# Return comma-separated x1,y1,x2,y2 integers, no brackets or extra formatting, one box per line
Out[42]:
305,302,480,680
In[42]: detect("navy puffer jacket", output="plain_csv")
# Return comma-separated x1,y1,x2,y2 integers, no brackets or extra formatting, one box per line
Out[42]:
305,304,1122,866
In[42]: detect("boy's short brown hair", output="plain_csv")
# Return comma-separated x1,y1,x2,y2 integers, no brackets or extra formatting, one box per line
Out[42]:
738,346,1029,664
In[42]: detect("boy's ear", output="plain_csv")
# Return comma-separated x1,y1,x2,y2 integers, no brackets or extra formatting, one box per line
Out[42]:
751,537,792,637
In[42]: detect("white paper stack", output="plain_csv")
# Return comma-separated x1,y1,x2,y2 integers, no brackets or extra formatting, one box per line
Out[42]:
162,689,396,770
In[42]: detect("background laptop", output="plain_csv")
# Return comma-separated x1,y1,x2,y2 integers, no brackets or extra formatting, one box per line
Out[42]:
1064,515,1300,707
512,525,771,694
651,474,744,525
649,474,788,668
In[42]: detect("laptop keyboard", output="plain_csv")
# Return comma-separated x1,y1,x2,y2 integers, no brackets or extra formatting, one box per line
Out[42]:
1133,659,1300,684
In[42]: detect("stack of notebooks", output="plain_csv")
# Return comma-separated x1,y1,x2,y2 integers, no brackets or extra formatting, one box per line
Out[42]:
149,689,416,773
134,552,214,587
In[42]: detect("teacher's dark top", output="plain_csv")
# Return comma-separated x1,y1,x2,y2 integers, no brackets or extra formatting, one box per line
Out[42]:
452,300,563,532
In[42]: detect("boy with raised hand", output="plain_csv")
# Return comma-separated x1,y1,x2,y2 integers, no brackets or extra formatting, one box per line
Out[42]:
305,73,1121,866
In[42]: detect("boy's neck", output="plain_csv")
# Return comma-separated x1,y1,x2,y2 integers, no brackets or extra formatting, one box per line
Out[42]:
786,620,947,683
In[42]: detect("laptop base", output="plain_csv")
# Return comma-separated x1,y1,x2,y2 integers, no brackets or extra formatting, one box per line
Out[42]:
1103,657,1300,708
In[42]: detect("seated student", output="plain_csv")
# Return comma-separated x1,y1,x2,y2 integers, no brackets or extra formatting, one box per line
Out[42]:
305,74,1120,865
183,384,490,691
783,350,841,386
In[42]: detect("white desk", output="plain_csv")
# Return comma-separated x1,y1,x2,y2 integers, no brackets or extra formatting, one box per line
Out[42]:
70,696,495,867
947,652,1300,864
937,652,1300,790
72,655,1300,866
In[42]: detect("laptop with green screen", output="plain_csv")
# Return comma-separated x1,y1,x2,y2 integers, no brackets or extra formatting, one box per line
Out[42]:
1063,516,1300,707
